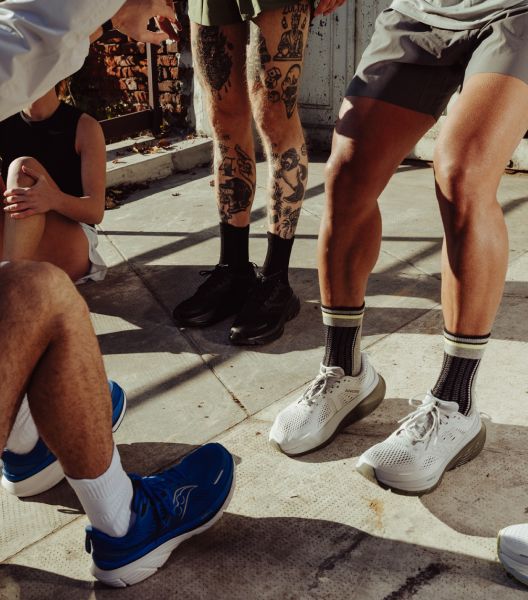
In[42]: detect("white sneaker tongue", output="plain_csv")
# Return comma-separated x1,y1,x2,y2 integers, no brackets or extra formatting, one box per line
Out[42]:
408,412,434,438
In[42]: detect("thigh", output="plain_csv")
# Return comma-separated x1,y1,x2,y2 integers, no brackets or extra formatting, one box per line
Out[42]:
331,96,434,195
191,21,250,108
249,1,311,119
437,72,528,187
33,212,90,282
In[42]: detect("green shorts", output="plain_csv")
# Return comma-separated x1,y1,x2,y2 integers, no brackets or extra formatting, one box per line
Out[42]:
189,0,314,26
346,6,528,119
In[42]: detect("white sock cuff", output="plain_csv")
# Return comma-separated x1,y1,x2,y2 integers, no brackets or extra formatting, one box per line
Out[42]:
6,395,40,454
66,445,128,500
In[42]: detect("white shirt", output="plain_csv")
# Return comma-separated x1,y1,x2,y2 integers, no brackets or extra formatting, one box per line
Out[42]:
391,0,528,30
0,0,125,120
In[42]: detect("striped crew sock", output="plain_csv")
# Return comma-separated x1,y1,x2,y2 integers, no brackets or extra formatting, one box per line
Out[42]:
321,304,365,376
432,329,490,415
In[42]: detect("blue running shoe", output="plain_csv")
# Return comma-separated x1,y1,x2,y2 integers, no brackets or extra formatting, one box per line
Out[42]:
86,443,235,587
1,380,127,498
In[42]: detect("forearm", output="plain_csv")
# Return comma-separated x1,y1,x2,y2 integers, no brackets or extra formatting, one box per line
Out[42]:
53,191,105,225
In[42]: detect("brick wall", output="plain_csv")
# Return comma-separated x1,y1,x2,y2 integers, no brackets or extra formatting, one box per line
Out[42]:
70,3,192,134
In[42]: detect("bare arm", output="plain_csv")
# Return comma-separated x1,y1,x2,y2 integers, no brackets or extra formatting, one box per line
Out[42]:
92,0,182,45
3,115,107,224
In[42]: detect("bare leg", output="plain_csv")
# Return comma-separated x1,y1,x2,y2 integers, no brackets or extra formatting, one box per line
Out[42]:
434,73,528,334
249,2,310,238
191,22,256,225
319,97,434,307
2,156,90,281
0,261,112,478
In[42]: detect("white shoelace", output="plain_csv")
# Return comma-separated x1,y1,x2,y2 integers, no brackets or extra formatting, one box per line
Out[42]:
397,396,455,446
300,366,343,406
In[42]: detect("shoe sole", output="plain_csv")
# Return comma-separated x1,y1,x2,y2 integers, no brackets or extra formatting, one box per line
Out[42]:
271,375,386,457
229,294,301,346
1,391,127,498
497,535,528,587
92,463,236,587
357,421,486,496
173,306,242,329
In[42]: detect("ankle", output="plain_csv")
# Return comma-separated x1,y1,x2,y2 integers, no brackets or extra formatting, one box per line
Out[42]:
261,232,294,279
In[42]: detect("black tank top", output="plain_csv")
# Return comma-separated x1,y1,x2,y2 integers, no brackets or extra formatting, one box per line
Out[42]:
0,102,84,197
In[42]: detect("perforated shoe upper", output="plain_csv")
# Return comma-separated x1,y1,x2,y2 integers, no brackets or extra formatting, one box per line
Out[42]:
357,392,481,478
269,354,378,450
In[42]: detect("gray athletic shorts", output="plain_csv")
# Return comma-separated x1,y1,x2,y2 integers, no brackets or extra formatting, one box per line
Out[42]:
346,6,528,119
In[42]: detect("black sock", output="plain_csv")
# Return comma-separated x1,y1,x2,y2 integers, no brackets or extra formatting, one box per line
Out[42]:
321,305,365,376
261,232,294,281
219,222,249,270
431,329,489,415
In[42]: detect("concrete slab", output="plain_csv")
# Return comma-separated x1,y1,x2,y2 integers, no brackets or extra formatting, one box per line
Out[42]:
2,157,528,599
98,162,441,414
3,416,526,599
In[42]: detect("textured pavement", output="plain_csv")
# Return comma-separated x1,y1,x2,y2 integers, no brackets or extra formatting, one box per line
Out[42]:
1,156,528,599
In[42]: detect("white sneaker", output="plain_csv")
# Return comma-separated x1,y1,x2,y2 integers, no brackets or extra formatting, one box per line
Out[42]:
498,524,528,586
356,392,486,495
269,353,386,456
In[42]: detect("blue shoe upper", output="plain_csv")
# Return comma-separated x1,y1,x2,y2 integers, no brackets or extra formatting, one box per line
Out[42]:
85,443,234,571
2,380,126,484
1,438,56,482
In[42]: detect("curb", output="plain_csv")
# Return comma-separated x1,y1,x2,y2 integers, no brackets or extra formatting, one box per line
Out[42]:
106,137,213,188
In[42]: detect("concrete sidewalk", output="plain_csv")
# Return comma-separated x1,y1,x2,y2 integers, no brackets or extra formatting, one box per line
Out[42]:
1,156,528,599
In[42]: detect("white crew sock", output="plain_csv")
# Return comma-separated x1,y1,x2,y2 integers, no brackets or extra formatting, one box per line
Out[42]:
66,446,134,538
5,396,40,454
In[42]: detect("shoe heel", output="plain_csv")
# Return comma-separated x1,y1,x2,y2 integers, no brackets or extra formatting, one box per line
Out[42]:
342,375,386,429
448,422,486,471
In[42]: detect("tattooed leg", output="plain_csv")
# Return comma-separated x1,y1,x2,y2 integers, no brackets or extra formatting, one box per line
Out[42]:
191,21,257,226
248,3,310,239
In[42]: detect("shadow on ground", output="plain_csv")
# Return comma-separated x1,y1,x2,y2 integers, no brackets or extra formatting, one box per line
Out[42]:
1,513,523,600
293,397,528,538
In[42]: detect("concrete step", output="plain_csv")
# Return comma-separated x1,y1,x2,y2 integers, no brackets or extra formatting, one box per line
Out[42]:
106,135,212,188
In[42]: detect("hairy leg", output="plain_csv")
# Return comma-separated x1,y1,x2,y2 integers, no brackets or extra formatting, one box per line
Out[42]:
249,2,310,238
434,73,528,334
0,262,113,478
191,22,256,226
2,156,90,281
320,97,433,306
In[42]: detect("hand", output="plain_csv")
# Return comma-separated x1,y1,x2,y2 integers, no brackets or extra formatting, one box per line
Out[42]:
112,0,182,44
3,166,56,219
314,0,347,17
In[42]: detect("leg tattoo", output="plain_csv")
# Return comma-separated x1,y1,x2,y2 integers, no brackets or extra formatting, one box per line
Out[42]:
217,140,256,223
194,27,234,100
269,146,308,237
274,5,309,61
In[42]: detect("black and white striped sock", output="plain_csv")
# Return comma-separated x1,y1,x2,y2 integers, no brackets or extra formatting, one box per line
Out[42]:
321,305,365,376
432,329,490,415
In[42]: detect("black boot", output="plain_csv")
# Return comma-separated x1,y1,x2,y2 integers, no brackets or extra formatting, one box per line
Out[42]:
173,263,257,327
229,272,300,345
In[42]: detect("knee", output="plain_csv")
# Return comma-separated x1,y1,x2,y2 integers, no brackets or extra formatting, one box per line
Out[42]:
253,85,301,144
1,261,67,306
6,156,40,186
324,150,377,221
433,147,490,223
209,100,251,135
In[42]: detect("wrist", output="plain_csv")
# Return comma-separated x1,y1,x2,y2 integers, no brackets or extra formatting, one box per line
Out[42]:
51,190,67,213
